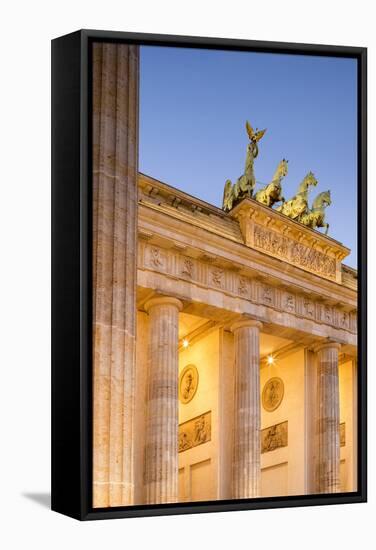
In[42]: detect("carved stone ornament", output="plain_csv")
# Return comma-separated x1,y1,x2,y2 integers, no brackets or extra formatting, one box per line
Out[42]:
261,421,288,453
179,364,199,404
178,411,211,453
285,294,295,312
238,276,248,296
150,246,163,268
254,224,337,279
139,242,356,335
211,268,224,287
181,257,194,278
262,377,284,412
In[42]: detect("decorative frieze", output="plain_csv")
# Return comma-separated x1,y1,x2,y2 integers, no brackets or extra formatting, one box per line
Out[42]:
181,257,194,278
290,240,336,280
178,411,211,453
254,224,289,260
148,246,166,269
238,276,250,297
284,293,296,313
323,304,333,324
261,284,274,306
254,224,337,280
211,268,224,288
230,200,349,283
338,310,350,330
137,241,357,335
303,297,315,318
261,421,288,454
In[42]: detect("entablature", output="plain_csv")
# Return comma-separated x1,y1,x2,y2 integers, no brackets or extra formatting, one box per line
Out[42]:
137,234,357,344
138,202,357,309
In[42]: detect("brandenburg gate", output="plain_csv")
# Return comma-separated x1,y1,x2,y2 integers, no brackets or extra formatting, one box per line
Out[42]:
92,44,357,508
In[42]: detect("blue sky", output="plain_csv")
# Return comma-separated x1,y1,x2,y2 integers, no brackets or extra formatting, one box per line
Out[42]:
139,46,357,267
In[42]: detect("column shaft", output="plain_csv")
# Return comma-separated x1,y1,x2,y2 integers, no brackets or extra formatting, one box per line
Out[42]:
231,320,262,498
144,297,182,504
92,42,139,507
315,342,341,493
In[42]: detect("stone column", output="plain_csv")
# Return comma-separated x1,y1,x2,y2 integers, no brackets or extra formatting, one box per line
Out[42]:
315,341,341,493
231,319,262,498
92,42,139,508
144,296,183,504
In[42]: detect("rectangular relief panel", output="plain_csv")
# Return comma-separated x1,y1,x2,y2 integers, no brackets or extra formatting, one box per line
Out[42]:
179,411,211,453
261,421,288,454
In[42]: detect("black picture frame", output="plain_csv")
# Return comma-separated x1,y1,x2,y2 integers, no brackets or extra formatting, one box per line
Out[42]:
51,29,367,520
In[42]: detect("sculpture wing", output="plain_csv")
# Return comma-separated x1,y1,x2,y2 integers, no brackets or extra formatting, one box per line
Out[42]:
254,128,267,142
222,180,233,210
246,120,254,140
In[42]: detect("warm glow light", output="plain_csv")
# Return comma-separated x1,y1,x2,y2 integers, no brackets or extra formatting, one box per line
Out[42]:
267,355,275,365
182,339,189,348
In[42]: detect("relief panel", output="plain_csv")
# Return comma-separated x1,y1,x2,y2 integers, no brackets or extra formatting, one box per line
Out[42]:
178,411,211,453
261,421,288,454
253,224,336,280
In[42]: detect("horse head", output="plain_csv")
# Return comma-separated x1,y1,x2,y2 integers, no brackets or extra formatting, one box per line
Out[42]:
279,158,289,178
297,171,318,195
272,158,288,182
313,190,331,210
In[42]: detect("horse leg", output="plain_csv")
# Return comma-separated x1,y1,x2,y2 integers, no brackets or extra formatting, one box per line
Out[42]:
324,223,329,235
249,176,256,197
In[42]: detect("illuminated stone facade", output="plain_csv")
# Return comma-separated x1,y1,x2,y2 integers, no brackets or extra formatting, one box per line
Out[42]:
91,42,357,509
132,173,358,504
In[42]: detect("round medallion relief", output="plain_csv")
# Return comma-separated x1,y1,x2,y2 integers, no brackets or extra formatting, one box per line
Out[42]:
262,377,284,412
179,364,199,404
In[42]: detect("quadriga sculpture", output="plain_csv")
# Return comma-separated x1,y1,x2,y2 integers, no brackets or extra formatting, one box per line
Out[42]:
254,159,288,207
299,190,331,234
276,171,318,219
222,120,266,212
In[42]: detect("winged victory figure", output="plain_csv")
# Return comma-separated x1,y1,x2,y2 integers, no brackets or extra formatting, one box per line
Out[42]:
222,121,267,212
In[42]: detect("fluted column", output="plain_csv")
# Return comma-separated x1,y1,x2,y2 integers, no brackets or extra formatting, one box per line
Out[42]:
231,319,262,498
315,341,341,493
144,296,183,504
92,42,139,507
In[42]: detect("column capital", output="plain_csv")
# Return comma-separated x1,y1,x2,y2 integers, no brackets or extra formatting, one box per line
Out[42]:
230,319,263,333
313,340,342,354
144,296,183,314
